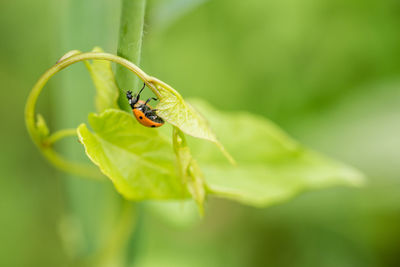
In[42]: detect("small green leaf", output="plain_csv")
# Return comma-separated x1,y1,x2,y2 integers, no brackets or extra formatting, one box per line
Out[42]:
173,127,206,215
77,109,189,200
156,86,215,141
84,47,119,112
188,100,365,207
153,82,235,164
36,114,49,140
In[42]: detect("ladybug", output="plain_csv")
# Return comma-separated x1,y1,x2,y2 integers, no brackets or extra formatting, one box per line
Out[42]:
126,83,165,128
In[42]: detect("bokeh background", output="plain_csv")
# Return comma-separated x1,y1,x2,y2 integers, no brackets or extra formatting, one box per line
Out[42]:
1,0,400,266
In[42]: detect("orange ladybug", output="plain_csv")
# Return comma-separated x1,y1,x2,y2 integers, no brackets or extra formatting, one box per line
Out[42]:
126,83,164,128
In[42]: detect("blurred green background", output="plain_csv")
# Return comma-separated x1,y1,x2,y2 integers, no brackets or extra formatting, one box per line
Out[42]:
1,0,400,266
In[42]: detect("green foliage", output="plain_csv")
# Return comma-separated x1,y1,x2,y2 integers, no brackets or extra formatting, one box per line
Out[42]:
75,84,364,208
188,100,365,206
77,109,189,200
84,47,119,112
26,46,365,210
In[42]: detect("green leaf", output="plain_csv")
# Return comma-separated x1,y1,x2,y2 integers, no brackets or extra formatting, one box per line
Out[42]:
153,81,235,164
188,100,365,207
84,47,119,112
173,127,206,215
77,109,189,200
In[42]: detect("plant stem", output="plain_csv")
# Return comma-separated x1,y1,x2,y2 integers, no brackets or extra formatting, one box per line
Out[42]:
25,52,162,141
46,128,77,145
25,51,164,140
116,0,147,111
105,1,147,265
42,148,102,180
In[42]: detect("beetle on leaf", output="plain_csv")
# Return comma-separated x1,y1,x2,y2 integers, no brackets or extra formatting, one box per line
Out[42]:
126,83,165,128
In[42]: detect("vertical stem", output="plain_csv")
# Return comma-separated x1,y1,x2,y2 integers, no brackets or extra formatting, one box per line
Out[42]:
109,1,147,265
116,0,147,111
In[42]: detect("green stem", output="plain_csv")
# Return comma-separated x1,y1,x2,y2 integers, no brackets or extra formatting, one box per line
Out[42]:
40,128,102,179
46,128,77,145
25,52,161,142
26,51,172,132
42,148,102,180
110,2,148,265
116,0,147,111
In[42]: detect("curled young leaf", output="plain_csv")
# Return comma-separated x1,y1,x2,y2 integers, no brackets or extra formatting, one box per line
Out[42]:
35,114,49,140
149,79,235,164
187,100,365,207
173,127,206,215
77,109,189,200
84,47,119,112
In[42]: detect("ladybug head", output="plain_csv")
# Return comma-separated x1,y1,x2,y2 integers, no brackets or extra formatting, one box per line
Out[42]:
126,90,133,100
126,90,138,107
126,83,146,108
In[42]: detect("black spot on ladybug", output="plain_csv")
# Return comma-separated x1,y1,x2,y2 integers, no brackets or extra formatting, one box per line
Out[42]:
151,125,156,128
139,116,143,119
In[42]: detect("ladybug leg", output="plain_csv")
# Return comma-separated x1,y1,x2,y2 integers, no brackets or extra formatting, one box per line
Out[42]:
144,107,160,119
143,110,153,119
144,97,158,105
138,83,146,95
144,108,157,115
133,83,146,103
